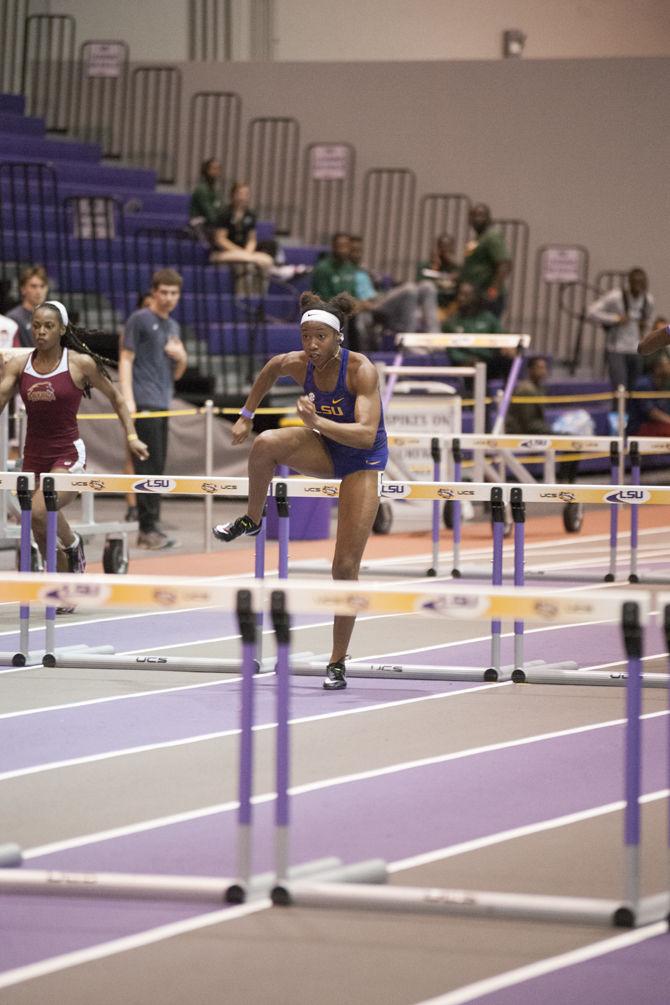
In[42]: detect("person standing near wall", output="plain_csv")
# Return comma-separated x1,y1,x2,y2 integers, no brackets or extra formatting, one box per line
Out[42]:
588,268,655,393
119,269,187,550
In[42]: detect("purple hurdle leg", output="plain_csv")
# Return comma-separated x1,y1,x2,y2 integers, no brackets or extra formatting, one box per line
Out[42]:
236,589,257,889
510,487,525,669
275,474,290,581
451,439,462,578
428,437,441,577
621,601,643,920
271,590,291,883
628,441,640,583
42,477,59,660
16,476,33,664
381,350,404,410
605,442,621,582
488,487,505,677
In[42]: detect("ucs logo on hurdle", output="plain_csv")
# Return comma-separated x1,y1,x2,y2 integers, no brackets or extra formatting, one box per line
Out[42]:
133,478,177,493
603,488,651,504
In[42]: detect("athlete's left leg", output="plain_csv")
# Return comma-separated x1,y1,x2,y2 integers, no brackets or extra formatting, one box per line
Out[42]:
328,469,380,668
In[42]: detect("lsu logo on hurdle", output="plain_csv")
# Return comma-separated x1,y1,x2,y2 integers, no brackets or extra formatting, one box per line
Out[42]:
39,582,111,608
603,488,651,504
133,478,177,493
381,483,410,497
420,594,488,618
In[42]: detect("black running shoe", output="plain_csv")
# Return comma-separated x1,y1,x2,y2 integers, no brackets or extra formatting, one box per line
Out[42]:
323,660,347,691
213,515,261,542
64,532,86,575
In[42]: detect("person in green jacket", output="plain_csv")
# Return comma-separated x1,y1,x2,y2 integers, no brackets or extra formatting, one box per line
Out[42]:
443,281,513,380
189,158,224,243
460,203,511,318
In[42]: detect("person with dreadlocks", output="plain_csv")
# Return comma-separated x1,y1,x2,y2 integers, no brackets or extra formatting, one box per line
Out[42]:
0,299,148,590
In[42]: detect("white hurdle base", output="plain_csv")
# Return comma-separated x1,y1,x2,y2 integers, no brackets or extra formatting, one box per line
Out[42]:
455,564,618,584
41,652,250,673
289,658,578,684
272,880,636,927
272,859,388,906
4,643,115,669
0,844,22,867
512,667,670,689
227,856,344,904
0,867,240,905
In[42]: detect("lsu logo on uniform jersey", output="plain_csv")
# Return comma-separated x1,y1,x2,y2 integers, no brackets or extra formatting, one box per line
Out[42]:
319,396,345,417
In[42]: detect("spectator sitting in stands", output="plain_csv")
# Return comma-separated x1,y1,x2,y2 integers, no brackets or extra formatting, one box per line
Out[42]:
627,348,670,437
442,281,513,380
6,264,49,348
189,158,225,244
347,234,439,351
506,354,579,481
416,232,459,315
459,203,511,318
640,315,668,371
587,268,655,393
505,355,551,436
210,181,274,293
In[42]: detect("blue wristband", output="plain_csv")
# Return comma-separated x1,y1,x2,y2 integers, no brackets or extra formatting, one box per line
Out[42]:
240,407,255,420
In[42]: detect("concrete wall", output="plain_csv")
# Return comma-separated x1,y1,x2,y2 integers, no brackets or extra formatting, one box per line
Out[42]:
47,0,670,62
175,57,670,321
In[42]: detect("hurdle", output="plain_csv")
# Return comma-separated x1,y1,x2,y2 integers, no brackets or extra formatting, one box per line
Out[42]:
0,471,104,668
627,438,670,584
37,473,262,672
0,576,375,905
272,590,669,929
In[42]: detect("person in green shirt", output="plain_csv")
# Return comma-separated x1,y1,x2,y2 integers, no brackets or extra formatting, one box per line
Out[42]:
460,203,511,317
415,232,459,311
311,232,359,302
189,158,224,242
443,281,513,379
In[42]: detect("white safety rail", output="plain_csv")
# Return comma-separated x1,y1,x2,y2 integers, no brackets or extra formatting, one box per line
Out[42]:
627,437,670,454
0,571,647,622
395,333,532,350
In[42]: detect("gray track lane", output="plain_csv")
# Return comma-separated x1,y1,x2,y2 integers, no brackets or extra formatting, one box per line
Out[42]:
7,684,665,852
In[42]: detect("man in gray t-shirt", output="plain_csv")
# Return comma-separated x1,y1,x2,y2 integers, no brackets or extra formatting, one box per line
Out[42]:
120,269,188,550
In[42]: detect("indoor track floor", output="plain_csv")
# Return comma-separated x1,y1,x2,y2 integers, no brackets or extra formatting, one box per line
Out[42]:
0,499,668,1004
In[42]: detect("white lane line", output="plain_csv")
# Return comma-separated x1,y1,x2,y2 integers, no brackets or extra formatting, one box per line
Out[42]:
0,681,510,783
390,789,669,873
415,922,669,1005
22,709,668,860
0,898,271,991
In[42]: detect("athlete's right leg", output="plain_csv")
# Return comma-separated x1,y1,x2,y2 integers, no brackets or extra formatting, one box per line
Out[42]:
214,428,334,540
245,427,333,524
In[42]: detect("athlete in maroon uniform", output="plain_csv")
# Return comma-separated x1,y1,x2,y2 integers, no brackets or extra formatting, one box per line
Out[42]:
0,301,148,592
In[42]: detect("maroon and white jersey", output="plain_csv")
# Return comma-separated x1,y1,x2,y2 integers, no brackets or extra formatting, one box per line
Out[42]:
19,348,85,474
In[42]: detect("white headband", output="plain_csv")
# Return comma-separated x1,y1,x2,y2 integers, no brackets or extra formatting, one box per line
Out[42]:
42,300,69,327
300,309,341,333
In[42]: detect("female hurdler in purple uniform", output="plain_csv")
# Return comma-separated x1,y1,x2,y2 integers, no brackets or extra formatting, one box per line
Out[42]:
214,291,388,690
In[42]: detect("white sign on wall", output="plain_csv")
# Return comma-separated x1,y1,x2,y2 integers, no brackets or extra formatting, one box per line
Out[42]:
386,392,461,479
84,43,125,79
542,247,582,284
310,144,350,180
